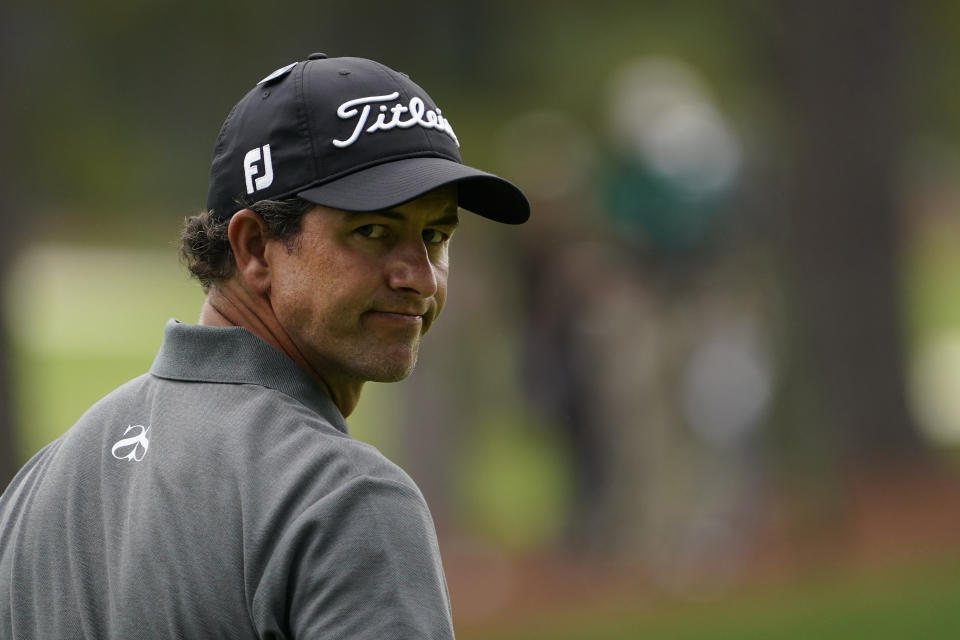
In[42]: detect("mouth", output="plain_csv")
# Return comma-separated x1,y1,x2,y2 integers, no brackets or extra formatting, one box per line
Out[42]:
365,309,427,327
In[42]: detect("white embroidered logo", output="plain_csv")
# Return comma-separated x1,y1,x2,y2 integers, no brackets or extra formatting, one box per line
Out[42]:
244,144,274,194
111,425,150,462
332,92,459,149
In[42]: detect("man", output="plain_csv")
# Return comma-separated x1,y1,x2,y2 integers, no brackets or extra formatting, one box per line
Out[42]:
0,53,529,639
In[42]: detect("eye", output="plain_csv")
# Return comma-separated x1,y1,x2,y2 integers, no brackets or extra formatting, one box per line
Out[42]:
356,224,388,239
423,229,449,245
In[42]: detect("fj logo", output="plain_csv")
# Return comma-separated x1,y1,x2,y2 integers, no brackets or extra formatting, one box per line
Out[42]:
111,425,150,462
244,144,274,194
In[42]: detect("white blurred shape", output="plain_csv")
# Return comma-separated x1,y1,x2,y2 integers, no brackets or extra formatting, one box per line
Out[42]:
910,332,960,445
681,320,772,448
607,57,741,196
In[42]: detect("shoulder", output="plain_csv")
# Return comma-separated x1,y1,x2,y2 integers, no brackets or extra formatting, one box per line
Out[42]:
243,405,424,513
171,379,427,524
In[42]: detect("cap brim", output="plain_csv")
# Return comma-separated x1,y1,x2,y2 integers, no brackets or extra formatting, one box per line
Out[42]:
297,157,530,224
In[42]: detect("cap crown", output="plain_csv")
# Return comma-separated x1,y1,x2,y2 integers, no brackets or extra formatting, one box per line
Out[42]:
207,56,462,218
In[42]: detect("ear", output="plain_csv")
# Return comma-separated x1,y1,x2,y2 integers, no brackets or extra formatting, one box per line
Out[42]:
227,209,272,295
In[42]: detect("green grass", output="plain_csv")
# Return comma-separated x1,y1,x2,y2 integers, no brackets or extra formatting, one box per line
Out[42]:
458,556,960,639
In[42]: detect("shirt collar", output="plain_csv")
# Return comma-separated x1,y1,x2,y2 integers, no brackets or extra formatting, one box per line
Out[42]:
149,319,349,435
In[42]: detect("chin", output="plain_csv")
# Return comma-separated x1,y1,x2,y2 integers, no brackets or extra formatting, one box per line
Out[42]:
370,369,415,383
364,363,417,383
359,349,420,383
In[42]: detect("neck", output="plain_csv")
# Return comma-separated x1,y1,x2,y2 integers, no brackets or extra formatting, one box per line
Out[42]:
199,283,364,417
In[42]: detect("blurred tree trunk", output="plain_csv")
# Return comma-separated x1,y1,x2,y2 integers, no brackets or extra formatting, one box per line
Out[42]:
777,0,926,467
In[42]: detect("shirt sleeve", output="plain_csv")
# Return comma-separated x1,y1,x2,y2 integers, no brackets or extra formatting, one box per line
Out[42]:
252,474,456,640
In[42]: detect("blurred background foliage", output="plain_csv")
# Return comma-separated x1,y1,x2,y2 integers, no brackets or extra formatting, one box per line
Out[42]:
5,0,960,637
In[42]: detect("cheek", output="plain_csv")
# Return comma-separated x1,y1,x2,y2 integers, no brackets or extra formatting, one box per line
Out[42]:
269,255,325,323
273,253,379,327
269,274,309,330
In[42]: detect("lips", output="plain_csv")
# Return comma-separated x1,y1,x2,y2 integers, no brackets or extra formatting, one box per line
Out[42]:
365,308,427,325
376,309,426,318
364,298,435,331
370,302,430,317
364,304,434,334
372,311,422,320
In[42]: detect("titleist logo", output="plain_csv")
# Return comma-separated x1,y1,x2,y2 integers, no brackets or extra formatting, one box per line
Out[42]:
332,92,459,149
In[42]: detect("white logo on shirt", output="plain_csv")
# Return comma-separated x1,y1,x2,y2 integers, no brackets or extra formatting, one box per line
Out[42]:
244,144,274,194
111,425,150,462
332,92,459,149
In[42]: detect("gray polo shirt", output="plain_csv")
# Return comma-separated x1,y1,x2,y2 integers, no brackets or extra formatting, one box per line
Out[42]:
0,320,455,639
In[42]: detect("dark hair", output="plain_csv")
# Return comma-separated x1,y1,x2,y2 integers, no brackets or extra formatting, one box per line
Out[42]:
179,198,315,291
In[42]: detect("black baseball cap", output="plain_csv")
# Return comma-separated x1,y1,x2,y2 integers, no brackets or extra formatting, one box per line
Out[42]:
206,53,529,224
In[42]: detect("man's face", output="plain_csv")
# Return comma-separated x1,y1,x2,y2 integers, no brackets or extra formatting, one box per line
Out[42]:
266,185,459,387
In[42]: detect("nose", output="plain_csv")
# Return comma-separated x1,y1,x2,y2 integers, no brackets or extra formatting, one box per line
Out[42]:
386,239,439,298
